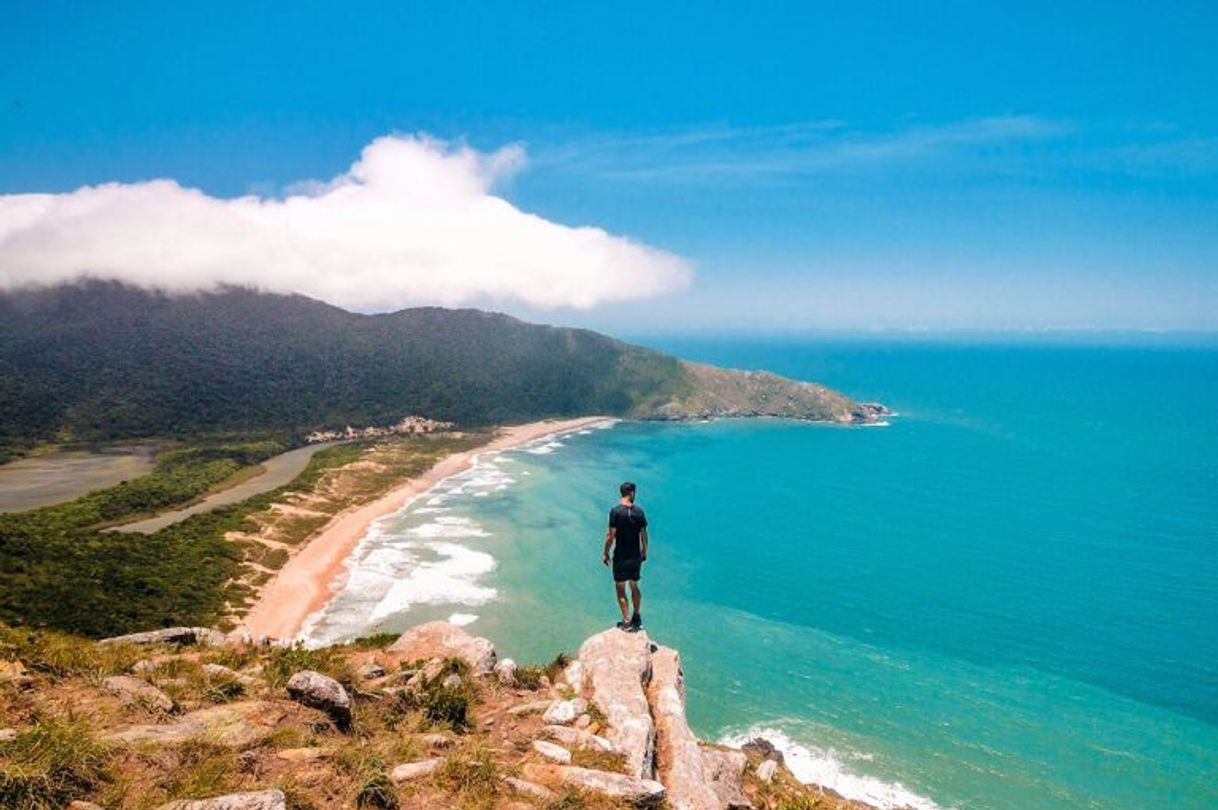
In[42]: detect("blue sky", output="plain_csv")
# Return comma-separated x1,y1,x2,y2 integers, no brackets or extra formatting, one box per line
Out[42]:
2,1,1216,331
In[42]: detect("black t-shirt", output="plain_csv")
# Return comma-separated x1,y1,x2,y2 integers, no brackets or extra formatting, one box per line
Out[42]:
609,503,648,561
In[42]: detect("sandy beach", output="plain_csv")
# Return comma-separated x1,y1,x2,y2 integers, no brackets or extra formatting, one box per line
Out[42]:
240,416,614,641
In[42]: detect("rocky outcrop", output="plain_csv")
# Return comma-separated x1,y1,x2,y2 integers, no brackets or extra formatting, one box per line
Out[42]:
157,790,286,810
385,620,497,675
702,748,751,809
523,763,666,805
577,628,656,780
285,670,351,729
542,724,618,752
542,696,587,725
647,646,721,810
645,361,887,425
99,627,229,647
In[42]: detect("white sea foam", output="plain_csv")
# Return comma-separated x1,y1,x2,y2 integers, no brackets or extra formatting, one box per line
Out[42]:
447,612,479,626
368,542,497,622
406,515,491,539
720,726,943,810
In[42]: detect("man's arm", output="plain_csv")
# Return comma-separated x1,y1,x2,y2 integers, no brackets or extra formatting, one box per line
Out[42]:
603,527,616,566
640,527,649,561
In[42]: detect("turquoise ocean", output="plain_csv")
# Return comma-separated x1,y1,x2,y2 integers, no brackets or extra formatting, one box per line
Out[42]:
303,338,1218,809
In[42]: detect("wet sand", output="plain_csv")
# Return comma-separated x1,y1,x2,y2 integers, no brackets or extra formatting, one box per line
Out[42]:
0,448,157,512
240,417,614,641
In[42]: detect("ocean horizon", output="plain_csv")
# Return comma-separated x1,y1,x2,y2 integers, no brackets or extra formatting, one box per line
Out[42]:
301,337,1218,809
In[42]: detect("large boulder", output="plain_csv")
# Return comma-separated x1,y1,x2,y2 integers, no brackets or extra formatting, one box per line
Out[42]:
286,670,351,729
646,646,719,810
523,763,666,806
105,701,288,748
99,627,228,647
385,621,497,675
578,628,655,780
157,790,286,810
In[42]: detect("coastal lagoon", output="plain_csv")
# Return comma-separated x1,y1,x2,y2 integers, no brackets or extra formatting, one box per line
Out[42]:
303,339,1218,809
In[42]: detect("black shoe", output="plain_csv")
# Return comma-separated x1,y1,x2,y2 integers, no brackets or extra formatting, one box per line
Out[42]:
630,613,642,629
615,620,629,630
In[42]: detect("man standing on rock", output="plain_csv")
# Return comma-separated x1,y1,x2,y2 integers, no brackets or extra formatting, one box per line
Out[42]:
603,481,648,631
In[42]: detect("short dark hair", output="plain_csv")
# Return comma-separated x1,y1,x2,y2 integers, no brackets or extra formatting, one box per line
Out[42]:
620,481,636,498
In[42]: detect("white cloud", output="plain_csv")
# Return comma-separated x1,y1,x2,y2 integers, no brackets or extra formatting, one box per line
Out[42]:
0,134,693,311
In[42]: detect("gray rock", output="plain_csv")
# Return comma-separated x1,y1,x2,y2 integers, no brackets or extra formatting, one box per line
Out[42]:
741,737,784,764
386,621,497,675
507,699,554,716
102,675,176,713
357,662,386,680
647,646,719,810
286,670,351,729
560,660,584,691
523,763,666,805
130,659,159,675
578,628,656,780
701,747,752,809
225,627,254,646
532,739,573,763
503,776,554,800
494,657,518,686
390,757,446,782
755,758,779,783
0,728,18,743
99,627,228,647
542,697,588,725
105,701,288,748
202,663,257,688
441,673,463,689
417,732,454,749
542,725,618,753
156,789,286,810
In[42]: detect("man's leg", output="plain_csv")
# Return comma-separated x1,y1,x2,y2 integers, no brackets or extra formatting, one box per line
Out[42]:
614,581,631,624
629,580,642,624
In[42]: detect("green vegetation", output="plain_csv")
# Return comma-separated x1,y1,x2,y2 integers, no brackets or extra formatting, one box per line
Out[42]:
0,281,692,454
0,434,476,638
0,718,115,810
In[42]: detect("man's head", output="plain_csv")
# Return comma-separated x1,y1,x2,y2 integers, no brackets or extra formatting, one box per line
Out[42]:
620,481,637,502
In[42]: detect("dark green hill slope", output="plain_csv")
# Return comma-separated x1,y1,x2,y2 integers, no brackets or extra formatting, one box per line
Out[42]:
0,281,880,456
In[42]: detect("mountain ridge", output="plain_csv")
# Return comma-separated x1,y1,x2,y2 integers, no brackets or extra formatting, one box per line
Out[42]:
0,281,882,460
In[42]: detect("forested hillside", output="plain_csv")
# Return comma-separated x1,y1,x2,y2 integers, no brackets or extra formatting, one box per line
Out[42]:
0,282,688,453
0,281,876,461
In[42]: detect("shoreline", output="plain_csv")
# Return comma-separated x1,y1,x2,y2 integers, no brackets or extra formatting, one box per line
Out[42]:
239,416,616,641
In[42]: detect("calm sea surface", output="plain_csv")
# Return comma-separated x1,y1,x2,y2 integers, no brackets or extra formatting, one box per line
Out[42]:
305,338,1218,809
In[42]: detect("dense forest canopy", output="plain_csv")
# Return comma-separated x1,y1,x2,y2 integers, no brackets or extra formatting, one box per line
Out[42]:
0,281,691,452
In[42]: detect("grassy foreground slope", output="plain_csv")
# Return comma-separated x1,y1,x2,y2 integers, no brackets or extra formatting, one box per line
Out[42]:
0,282,877,462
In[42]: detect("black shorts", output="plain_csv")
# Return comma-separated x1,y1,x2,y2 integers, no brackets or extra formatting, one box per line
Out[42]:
612,557,642,583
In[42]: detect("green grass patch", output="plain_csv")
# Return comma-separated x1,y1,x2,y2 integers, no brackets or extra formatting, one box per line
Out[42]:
0,717,115,810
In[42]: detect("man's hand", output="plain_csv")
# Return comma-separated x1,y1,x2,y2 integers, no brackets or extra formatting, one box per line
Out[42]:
602,552,610,567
